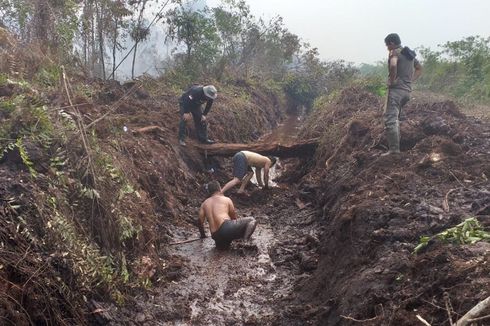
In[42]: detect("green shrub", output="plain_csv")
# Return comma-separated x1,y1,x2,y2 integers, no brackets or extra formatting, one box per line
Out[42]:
414,217,490,254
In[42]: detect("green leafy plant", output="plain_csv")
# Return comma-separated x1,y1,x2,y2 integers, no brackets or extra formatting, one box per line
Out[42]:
47,210,115,287
34,66,61,87
16,138,37,177
0,95,24,115
413,217,490,254
0,73,8,85
118,214,142,242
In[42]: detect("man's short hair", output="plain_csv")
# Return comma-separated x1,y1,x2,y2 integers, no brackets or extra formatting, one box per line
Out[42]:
268,156,277,167
384,33,401,46
207,180,221,195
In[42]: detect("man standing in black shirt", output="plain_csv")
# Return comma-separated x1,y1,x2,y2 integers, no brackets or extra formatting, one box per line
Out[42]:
178,84,217,146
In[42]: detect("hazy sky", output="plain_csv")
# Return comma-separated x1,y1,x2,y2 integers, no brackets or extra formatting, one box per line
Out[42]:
208,0,490,64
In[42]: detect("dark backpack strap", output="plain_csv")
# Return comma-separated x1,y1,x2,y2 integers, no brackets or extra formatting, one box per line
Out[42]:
401,46,416,61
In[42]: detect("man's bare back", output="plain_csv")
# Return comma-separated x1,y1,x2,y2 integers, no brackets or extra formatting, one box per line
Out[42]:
199,194,237,234
198,181,257,248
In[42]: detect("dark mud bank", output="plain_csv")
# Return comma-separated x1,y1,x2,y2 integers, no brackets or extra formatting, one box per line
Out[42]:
283,88,490,325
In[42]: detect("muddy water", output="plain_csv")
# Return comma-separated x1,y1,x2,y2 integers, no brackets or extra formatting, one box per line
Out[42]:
172,226,278,323
250,114,304,187
162,115,306,325
260,114,303,144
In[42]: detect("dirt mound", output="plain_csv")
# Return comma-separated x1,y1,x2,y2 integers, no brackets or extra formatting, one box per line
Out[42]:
0,171,86,324
0,69,288,323
284,87,490,325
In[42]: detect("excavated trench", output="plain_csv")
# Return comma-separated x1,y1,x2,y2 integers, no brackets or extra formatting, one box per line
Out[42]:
103,113,323,325
160,114,317,325
94,88,490,326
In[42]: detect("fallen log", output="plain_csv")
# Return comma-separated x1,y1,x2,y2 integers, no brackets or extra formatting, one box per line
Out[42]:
192,138,319,158
132,125,165,134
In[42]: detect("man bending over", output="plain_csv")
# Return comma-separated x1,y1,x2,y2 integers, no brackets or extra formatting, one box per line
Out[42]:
221,151,277,194
198,181,257,248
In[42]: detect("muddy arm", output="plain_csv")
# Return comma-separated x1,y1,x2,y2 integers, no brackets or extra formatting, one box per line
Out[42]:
228,198,238,220
198,206,206,238
263,165,270,189
256,168,264,187
413,59,422,81
388,55,398,86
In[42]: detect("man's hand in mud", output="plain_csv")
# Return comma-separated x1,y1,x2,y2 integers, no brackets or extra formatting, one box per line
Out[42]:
183,113,192,122
201,115,207,122
236,190,250,197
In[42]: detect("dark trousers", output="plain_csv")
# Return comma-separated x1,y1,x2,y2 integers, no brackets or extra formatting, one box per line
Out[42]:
178,104,208,142
383,88,410,152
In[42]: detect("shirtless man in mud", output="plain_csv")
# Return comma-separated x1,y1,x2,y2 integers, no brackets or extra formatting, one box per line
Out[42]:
221,151,277,194
198,181,257,248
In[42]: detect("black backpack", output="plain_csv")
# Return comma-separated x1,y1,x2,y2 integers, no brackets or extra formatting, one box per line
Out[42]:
401,46,417,61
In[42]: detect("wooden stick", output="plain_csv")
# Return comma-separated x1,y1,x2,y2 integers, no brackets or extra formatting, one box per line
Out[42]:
467,314,490,323
168,238,204,246
442,188,457,212
444,293,454,326
455,296,490,326
192,138,319,158
339,315,378,323
132,126,165,134
416,314,432,326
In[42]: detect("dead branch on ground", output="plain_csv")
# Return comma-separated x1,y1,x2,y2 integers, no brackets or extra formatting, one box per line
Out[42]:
339,314,378,323
442,188,458,212
455,296,490,326
132,126,165,135
416,314,432,326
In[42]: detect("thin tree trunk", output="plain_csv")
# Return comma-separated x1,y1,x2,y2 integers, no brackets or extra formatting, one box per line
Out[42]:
82,0,88,68
131,0,148,79
112,19,118,79
131,42,138,79
91,4,96,75
96,2,106,79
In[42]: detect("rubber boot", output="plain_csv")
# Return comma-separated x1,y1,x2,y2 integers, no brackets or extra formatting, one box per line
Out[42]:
196,120,210,143
382,123,400,156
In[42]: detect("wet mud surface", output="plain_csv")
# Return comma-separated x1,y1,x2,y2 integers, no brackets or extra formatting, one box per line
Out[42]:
102,189,321,325
104,91,489,325
2,76,489,325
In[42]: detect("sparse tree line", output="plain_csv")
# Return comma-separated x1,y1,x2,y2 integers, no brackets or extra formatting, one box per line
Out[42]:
0,0,361,110
418,36,490,102
2,1,486,104
0,0,304,79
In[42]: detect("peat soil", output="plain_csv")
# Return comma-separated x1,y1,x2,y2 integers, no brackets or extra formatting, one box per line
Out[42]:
101,89,489,326
1,73,489,326
100,112,321,325
280,88,490,326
